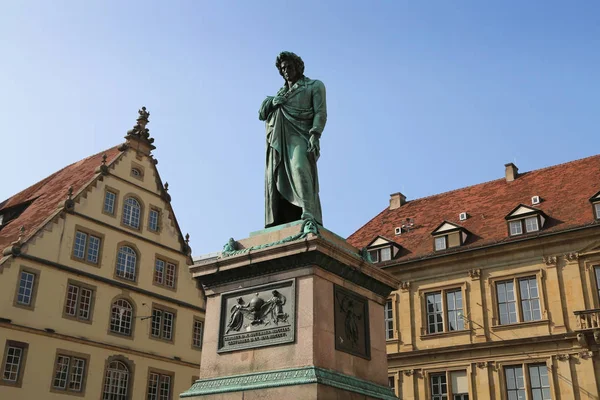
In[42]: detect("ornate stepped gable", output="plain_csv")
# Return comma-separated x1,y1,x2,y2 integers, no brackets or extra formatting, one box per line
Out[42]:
347,154,600,263
0,108,190,261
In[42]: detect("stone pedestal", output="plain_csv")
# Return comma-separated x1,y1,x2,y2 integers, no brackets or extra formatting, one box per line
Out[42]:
181,221,399,399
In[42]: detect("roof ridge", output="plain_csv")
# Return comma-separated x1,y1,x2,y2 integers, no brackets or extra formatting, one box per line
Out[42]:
403,152,600,205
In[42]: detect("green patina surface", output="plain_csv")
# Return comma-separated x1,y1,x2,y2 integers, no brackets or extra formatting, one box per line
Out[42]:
180,366,397,399
249,220,303,237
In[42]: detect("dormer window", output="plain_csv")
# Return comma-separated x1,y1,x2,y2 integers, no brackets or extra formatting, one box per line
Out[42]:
431,221,468,252
590,191,600,220
505,204,546,237
365,236,401,263
434,236,447,251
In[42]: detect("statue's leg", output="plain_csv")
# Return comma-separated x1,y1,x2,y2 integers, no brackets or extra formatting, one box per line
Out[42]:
273,192,302,226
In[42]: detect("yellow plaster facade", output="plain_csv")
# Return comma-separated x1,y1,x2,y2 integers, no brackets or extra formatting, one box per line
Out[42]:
0,138,205,399
383,228,600,399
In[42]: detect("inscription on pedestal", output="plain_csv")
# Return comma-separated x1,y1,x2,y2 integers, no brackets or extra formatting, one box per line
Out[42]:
218,279,295,353
333,285,371,359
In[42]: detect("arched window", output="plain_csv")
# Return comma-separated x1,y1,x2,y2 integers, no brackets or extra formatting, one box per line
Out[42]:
102,360,130,399
122,197,141,229
110,299,133,336
116,246,137,281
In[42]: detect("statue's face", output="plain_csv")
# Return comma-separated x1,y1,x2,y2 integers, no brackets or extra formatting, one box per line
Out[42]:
280,60,298,82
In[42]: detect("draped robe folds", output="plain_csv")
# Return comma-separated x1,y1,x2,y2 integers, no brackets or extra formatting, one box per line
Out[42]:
259,76,327,228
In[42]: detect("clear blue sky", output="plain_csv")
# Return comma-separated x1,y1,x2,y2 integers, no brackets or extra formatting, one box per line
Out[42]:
1,1,599,255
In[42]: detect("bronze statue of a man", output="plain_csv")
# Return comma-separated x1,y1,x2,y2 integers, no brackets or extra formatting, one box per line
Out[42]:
259,51,327,228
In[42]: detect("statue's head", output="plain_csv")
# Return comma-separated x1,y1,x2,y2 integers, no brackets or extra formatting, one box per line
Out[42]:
276,51,305,83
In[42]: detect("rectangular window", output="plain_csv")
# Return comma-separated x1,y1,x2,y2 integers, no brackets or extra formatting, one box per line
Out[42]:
384,299,394,340
528,364,551,400
151,308,175,341
525,217,539,233
368,250,379,263
509,220,523,236
154,259,165,285
17,271,36,306
504,366,526,399
1,341,28,387
165,263,176,288
595,203,600,220
193,319,204,348
64,283,94,321
380,247,391,262
73,231,87,259
446,290,464,331
388,376,395,392
430,373,447,400
367,247,393,263
72,229,102,265
519,277,541,322
497,280,518,325
426,292,444,334
104,190,116,215
87,235,101,263
424,288,465,335
434,236,447,251
147,372,172,400
52,354,87,393
154,259,176,288
497,277,542,325
148,209,160,232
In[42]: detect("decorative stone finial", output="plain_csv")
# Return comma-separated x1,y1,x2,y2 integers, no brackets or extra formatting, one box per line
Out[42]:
162,182,171,202
185,233,190,244
99,154,109,175
64,186,75,212
124,106,156,155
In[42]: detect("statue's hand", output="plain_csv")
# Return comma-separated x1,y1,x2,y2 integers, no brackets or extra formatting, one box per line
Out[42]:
307,134,320,155
272,96,286,107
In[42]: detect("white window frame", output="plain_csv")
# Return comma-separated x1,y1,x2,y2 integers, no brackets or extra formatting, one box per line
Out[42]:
594,202,600,220
110,299,134,336
492,272,546,327
122,197,141,229
102,360,130,400
116,246,137,281
384,299,394,340
104,190,116,215
434,236,447,251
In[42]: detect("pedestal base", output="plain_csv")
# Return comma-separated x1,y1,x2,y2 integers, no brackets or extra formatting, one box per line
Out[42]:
184,221,399,399
181,366,397,399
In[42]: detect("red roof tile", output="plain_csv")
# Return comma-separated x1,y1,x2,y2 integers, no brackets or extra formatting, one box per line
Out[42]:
347,154,600,263
0,146,123,251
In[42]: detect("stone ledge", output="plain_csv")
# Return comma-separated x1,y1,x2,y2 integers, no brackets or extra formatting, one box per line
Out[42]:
180,366,397,399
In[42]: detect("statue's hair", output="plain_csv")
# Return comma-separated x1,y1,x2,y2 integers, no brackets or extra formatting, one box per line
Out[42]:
276,51,305,80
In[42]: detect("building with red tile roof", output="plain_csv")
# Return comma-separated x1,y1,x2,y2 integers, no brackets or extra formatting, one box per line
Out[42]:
0,108,205,399
349,156,600,399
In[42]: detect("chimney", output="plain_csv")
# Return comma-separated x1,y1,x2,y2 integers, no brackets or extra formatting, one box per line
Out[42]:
504,163,518,182
389,192,407,210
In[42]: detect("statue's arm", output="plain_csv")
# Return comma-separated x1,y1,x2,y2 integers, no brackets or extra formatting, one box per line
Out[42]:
309,81,327,136
259,96,275,121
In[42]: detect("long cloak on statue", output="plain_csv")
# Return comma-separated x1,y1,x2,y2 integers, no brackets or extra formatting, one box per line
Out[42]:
259,76,327,228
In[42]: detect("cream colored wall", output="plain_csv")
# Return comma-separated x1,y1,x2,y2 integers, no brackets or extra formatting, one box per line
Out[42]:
0,146,205,398
0,256,202,363
384,230,600,399
0,328,197,400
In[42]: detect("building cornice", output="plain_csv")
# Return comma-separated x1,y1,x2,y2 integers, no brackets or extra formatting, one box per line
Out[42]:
0,321,199,368
16,253,205,313
387,332,578,361
381,223,600,272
